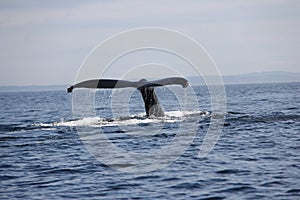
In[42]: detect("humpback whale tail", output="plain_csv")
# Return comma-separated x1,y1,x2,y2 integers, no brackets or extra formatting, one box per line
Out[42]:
67,77,189,118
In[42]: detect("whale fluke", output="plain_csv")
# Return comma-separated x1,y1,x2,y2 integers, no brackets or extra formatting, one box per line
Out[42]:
67,79,136,93
67,77,189,117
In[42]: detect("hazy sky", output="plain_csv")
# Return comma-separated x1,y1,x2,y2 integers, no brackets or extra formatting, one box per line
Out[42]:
0,0,299,86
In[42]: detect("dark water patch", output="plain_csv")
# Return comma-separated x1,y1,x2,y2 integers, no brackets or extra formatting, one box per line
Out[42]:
272,175,290,180
260,180,285,187
217,185,257,193
233,157,258,161
161,177,181,182
259,156,280,161
153,132,171,138
215,169,251,175
13,142,37,148
56,130,66,134
289,164,300,169
21,119,34,123
27,109,41,113
137,123,151,126
111,129,126,133
107,183,141,191
133,175,161,180
226,114,300,124
286,189,300,194
0,175,19,181
101,127,126,134
0,163,14,168
0,135,19,141
0,124,26,132
209,178,228,182
286,107,298,110
95,107,105,111
198,196,225,200
256,98,269,102
227,111,245,115
223,123,230,127
169,182,204,189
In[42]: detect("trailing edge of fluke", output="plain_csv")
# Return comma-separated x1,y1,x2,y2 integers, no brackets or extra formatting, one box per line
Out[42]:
67,77,189,118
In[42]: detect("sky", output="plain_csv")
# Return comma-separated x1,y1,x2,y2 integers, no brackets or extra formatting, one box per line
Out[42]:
0,0,299,86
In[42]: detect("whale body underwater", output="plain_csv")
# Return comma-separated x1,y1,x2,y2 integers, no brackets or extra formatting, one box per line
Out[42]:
67,77,189,118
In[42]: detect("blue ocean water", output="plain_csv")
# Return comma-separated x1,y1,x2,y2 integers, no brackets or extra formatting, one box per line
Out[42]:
0,82,300,199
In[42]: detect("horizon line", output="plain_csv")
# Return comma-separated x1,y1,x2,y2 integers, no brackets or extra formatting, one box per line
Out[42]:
0,70,299,88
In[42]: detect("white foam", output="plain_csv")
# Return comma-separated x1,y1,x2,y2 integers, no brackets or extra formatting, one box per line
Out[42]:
35,111,209,128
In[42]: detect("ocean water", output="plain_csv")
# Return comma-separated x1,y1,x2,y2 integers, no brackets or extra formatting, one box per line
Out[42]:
0,82,299,199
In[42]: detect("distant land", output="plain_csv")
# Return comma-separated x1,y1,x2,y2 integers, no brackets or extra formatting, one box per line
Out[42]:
0,71,299,92
188,71,300,86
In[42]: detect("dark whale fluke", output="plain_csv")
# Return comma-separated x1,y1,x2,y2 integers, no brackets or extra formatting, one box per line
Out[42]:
67,77,188,118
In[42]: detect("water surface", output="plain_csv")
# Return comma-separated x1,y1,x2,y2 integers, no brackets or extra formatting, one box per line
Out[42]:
0,82,299,199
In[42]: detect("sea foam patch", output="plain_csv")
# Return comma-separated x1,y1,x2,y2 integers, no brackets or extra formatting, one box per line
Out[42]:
35,111,210,128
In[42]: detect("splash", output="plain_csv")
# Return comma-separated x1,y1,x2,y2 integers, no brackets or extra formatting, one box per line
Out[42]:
36,110,210,128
